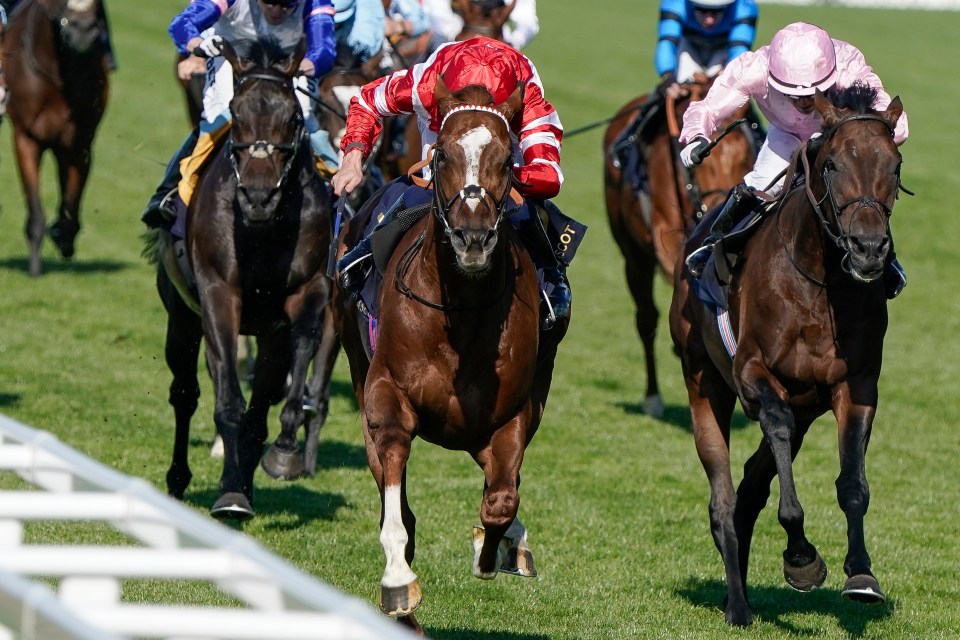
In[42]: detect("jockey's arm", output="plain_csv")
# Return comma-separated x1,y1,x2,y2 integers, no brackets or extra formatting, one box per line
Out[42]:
303,0,337,77
168,0,222,55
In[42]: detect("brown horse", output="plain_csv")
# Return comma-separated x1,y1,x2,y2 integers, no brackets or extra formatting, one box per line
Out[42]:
603,75,754,417
334,79,568,634
455,0,515,41
152,40,333,519
2,0,109,276
669,85,905,626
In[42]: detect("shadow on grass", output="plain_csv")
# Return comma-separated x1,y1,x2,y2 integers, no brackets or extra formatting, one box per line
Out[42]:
615,400,753,432
677,576,893,636
184,484,351,530
0,393,21,408
0,256,128,275
427,628,549,640
184,437,367,470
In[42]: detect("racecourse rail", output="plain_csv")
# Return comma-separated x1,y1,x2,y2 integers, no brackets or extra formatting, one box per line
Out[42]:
0,413,417,640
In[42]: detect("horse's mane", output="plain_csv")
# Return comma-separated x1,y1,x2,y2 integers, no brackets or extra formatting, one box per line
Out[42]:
808,81,881,157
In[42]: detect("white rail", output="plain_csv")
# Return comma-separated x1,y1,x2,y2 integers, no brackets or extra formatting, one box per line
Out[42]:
0,413,415,640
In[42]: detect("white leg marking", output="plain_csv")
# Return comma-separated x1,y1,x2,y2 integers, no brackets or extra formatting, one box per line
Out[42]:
456,126,492,212
380,485,417,588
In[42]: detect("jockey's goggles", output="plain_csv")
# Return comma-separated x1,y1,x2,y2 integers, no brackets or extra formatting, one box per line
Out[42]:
261,0,298,8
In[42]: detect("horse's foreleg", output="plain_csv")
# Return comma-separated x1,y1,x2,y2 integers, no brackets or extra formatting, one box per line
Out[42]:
302,305,341,475
262,287,326,481
742,371,826,594
201,295,250,518
471,416,527,580
13,133,45,277
834,396,885,603
366,377,420,617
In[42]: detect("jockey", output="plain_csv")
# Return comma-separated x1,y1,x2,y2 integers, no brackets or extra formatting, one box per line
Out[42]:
380,0,431,72
140,0,337,230
332,36,583,329
422,0,539,52
332,0,386,67
0,0,117,117
610,0,758,166
679,22,910,296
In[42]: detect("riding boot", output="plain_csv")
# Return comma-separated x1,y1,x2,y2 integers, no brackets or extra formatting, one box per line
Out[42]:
511,202,573,330
141,127,199,228
685,184,761,279
884,252,907,299
336,194,406,292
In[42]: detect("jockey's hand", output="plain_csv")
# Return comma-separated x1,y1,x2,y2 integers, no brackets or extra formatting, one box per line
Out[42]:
680,137,711,167
664,82,687,100
332,149,364,196
298,58,315,77
194,34,224,59
177,55,206,82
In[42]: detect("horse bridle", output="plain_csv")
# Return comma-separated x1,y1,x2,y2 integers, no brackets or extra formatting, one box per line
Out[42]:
429,105,515,240
800,113,904,275
228,72,304,191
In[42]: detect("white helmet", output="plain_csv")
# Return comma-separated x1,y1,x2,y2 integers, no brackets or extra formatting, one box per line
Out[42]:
690,0,736,9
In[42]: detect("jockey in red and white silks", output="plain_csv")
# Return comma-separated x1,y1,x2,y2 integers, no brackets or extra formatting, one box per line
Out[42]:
680,21,908,195
336,36,562,200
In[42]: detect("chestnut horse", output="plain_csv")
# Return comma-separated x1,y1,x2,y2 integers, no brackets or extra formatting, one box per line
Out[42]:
152,41,333,519
603,75,754,417
2,0,109,276
669,85,905,626
334,80,568,634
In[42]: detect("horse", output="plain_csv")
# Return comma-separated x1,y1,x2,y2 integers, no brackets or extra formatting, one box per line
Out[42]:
602,74,754,417
334,79,568,634
455,0,515,42
2,0,109,277
668,85,905,626
150,40,334,519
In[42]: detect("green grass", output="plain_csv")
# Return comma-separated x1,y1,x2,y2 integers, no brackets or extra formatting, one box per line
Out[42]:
1,1,959,638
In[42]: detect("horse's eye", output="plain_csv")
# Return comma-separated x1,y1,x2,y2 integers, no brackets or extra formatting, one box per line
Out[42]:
824,158,837,173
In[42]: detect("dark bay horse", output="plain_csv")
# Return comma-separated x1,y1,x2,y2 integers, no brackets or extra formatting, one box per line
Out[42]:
152,40,333,519
455,0,515,41
603,74,754,416
334,79,568,634
669,85,905,626
3,0,108,276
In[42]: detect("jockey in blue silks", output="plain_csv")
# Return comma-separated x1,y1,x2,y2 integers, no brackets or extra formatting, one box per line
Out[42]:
610,0,759,168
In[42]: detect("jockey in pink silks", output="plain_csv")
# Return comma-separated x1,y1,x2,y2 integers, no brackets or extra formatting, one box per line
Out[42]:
678,22,909,296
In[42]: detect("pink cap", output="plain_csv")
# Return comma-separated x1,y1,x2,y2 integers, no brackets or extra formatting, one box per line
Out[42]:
767,22,838,96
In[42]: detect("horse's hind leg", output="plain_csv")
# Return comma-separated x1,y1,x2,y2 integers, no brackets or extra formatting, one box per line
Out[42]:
743,376,826,593
835,399,885,603
160,271,203,500
625,249,664,417
13,133,45,276
50,152,89,259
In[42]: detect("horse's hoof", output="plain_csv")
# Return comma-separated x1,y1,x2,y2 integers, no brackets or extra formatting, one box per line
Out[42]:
210,492,255,520
499,545,538,578
48,225,75,259
842,574,886,604
642,393,665,419
783,552,828,592
261,444,305,481
380,580,422,617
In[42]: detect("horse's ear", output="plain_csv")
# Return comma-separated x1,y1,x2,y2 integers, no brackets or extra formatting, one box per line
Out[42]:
500,82,524,121
883,96,904,131
814,88,842,126
278,38,307,78
435,75,456,115
493,1,516,28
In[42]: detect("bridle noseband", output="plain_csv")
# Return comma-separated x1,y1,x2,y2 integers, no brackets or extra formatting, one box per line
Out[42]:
228,72,304,191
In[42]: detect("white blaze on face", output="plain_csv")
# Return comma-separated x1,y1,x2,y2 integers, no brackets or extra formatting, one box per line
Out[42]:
456,126,493,211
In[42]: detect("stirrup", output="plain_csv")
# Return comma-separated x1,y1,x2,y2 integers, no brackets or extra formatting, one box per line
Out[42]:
336,244,373,291
540,280,571,330
685,243,713,279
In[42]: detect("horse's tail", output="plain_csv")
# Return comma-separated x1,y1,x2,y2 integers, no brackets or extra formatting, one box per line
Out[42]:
140,228,161,265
